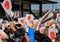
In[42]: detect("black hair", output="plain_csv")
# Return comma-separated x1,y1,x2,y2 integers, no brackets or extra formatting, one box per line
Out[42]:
35,30,52,42
46,26,49,28
15,24,21,27
0,0,4,2
14,28,26,38
14,18,18,22
35,30,44,42
43,37,52,42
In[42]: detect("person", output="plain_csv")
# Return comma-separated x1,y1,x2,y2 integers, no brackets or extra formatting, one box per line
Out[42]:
35,30,52,42
28,27,35,42
28,24,38,42
4,26,14,42
10,21,30,42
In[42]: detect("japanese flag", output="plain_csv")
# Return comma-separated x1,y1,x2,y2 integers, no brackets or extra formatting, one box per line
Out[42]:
26,14,34,26
26,14,34,21
1,0,14,18
2,20,9,30
1,0,12,12
18,17,25,25
8,11,14,17
48,24,56,42
44,12,53,21
41,10,51,22
14,11,19,18
41,11,53,24
39,26,45,34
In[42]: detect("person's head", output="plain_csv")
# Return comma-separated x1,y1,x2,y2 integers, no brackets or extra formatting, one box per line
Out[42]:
15,24,21,29
17,27,26,36
46,26,49,28
35,30,41,40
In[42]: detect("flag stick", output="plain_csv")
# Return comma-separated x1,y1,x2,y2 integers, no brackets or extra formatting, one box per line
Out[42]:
5,11,10,22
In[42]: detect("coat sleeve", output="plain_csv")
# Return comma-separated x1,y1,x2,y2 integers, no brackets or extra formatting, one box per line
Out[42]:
28,28,35,42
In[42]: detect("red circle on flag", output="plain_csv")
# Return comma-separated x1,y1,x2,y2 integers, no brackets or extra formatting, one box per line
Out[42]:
40,28,45,34
50,32,55,40
16,12,18,16
0,34,4,39
4,1,10,10
27,16,31,20
20,19,24,23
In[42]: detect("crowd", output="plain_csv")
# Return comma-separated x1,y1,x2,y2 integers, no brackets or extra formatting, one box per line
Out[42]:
0,20,50,42
0,17,60,42
0,0,60,42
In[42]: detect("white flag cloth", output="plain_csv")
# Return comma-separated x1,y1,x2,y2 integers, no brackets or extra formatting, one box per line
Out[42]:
44,12,53,21
0,39,2,42
2,24,7,31
41,10,54,24
2,20,9,30
47,12,53,18
41,10,51,21
8,11,14,17
0,29,7,39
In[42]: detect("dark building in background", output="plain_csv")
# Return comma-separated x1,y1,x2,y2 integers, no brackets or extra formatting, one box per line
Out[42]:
0,0,57,19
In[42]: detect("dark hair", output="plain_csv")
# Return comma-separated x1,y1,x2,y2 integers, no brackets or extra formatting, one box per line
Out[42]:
35,30,52,42
15,24,21,27
14,18,18,22
0,0,4,2
43,36,52,42
10,28,26,42
56,34,60,41
46,26,49,28
35,30,44,42
4,27,14,37
14,28,26,38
